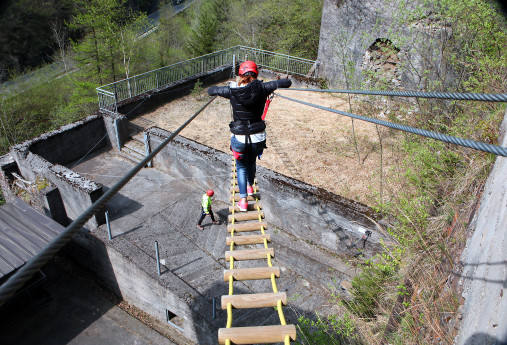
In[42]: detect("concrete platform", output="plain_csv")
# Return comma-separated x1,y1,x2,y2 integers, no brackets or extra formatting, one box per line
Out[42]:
69,147,356,343
0,256,178,345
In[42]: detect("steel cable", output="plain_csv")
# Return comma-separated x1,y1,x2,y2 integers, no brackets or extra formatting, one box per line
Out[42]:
286,88,507,102
0,96,218,307
275,93,507,157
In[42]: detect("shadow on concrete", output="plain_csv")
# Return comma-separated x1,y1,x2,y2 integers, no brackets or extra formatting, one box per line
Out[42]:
102,185,143,222
449,260,507,288
463,332,507,345
0,255,116,345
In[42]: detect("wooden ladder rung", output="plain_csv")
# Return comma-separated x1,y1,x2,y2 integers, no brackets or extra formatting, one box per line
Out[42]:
230,186,259,193
224,266,280,281
228,211,264,222
230,194,260,202
227,222,268,233
218,325,296,344
221,292,287,309
229,203,262,212
225,248,274,261
226,234,270,245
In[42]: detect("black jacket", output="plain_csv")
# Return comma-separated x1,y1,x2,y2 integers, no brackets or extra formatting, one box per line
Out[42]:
208,78,292,135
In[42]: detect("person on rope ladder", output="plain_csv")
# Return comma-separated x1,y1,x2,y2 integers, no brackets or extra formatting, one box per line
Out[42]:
207,61,292,211
197,189,219,229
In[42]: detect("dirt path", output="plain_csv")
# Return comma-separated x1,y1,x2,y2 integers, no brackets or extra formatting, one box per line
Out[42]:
142,80,405,207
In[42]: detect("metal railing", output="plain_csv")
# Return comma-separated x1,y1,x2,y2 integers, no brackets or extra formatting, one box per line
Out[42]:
96,46,317,113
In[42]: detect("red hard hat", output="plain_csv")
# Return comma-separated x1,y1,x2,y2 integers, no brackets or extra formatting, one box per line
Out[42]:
239,61,258,76
207,190,214,197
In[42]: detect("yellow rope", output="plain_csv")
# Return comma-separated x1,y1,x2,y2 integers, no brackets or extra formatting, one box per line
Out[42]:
263,238,268,249
277,299,287,325
271,273,278,293
260,225,265,235
230,256,234,269
267,253,272,267
284,334,291,345
226,302,233,328
228,275,233,295
225,340,231,345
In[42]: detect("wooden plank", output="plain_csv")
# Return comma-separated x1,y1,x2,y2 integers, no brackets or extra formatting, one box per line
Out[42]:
225,248,274,261
229,203,262,212
230,195,260,202
227,222,268,233
228,211,264,222
223,266,279,281
221,292,287,309
218,325,296,344
226,234,270,245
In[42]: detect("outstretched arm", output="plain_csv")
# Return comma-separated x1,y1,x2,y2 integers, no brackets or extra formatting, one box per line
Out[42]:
207,85,232,98
263,78,292,95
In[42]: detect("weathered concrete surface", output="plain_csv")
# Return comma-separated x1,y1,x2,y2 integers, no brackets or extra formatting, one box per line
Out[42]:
27,115,109,166
317,0,443,88
66,144,376,344
455,111,507,345
0,154,17,203
147,126,388,257
7,115,112,228
0,256,178,345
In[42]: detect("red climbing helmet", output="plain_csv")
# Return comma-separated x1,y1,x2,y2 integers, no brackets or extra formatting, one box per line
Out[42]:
206,190,214,197
239,61,258,76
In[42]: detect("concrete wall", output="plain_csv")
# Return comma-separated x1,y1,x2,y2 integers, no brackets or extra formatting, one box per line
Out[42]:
455,108,507,345
317,0,444,89
66,227,216,344
147,127,387,256
28,115,110,166
9,116,107,229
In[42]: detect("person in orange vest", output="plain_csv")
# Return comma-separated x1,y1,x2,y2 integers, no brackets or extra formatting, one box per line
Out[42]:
197,189,219,229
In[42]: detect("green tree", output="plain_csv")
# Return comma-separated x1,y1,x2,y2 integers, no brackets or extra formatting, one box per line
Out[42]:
69,0,144,84
187,0,228,56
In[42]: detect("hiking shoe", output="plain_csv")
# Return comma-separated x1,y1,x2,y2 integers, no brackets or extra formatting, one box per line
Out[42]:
213,221,220,225
197,225,204,230
238,200,248,211
247,186,254,196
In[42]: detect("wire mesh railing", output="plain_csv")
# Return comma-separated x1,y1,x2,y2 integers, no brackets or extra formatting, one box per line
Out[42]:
96,46,318,113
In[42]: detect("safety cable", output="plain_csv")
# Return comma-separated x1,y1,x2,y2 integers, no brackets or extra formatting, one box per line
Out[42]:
286,88,507,102
0,96,218,307
275,93,507,157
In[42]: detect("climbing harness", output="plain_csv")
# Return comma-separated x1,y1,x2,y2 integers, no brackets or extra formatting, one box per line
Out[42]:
262,94,275,121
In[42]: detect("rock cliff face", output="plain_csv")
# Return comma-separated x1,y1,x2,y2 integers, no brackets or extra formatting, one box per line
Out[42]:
317,0,448,89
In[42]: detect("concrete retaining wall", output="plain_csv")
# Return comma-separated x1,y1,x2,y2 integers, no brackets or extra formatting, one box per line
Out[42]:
28,115,110,165
147,126,386,256
317,0,440,89
9,116,107,228
66,227,215,344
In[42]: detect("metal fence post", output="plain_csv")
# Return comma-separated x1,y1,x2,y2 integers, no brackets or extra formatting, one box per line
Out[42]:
106,211,112,240
155,241,161,276
232,55,236,77
212,297,216,320
114,119,121,151
143,131,152,167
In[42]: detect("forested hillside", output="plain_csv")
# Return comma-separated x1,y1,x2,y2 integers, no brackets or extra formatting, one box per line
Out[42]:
1,1,506,344
0,0,323,157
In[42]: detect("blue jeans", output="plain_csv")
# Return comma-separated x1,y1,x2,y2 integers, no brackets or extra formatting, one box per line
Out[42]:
231,136,265,198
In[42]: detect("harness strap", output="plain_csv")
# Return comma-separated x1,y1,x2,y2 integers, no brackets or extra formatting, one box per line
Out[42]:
261,94,275,121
